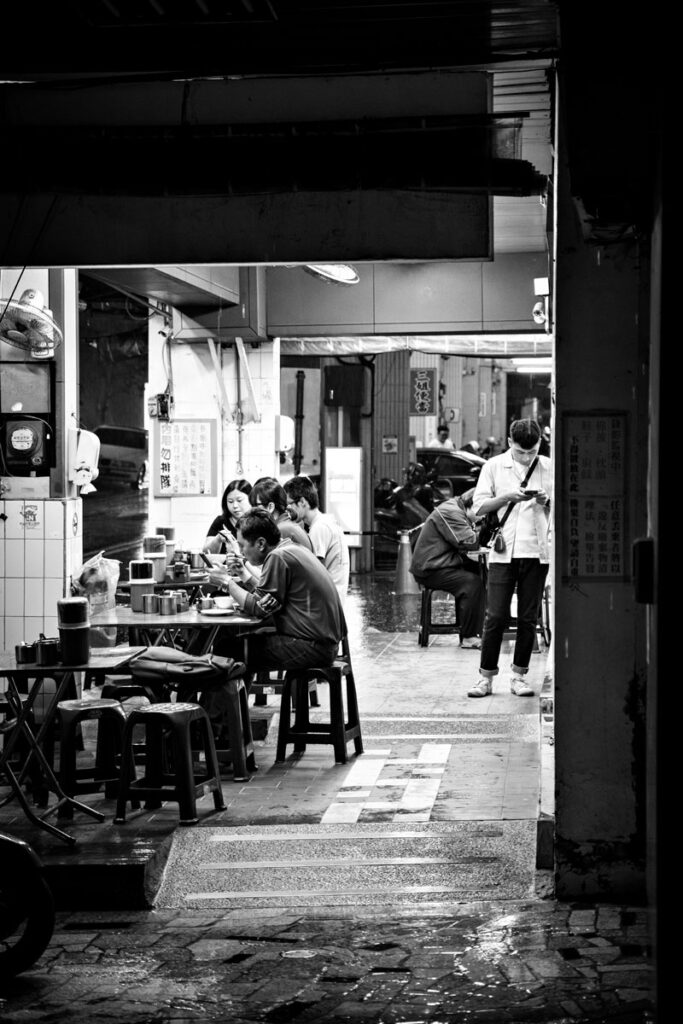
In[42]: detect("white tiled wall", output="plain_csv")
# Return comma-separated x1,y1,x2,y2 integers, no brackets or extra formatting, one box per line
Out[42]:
147,336,279,547
0,497,83,651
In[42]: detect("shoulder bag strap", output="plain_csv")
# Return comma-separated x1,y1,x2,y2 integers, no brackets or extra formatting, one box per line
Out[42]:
495,456,540,531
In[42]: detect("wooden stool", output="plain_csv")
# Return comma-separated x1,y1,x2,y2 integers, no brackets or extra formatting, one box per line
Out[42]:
55,697,134,818
418,587,460,647
275,642,363,765
114,702,225,826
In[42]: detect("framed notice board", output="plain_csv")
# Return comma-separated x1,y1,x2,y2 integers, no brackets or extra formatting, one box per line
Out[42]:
562,411,628,581
153,419,218,497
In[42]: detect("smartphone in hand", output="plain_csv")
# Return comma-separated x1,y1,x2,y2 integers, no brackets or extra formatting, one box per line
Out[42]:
523,489,539,496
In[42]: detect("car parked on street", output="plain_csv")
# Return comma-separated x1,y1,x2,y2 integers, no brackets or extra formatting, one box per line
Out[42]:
93,424,148,489
416,447,487,500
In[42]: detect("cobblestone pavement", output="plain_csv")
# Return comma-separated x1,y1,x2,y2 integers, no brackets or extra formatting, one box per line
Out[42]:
0,577,657,1021
0,900,654,1023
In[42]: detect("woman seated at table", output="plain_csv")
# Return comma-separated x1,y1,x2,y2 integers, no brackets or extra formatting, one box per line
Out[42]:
249,477,313,551
203,478,252,556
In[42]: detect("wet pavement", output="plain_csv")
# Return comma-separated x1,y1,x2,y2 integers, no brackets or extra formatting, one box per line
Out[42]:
0,901,654,1024
0,573,657,1022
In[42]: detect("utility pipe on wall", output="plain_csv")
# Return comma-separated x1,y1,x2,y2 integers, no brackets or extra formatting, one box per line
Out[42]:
293,370,305,475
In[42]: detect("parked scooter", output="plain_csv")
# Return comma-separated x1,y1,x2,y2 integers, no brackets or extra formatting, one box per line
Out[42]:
374,463,440,548
0,830,55,978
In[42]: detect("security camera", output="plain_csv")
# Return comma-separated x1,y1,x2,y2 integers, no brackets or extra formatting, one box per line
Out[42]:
532,301,548,325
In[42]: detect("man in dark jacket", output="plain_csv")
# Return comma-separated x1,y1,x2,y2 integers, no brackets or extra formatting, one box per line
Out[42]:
409,488,485,649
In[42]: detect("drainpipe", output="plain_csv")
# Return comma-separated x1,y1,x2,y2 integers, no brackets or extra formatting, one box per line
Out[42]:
293,370,305,475
235,358,244,476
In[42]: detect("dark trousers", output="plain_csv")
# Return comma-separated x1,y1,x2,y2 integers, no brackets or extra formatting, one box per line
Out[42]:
412,561,485,640
480,558,548,675
213,628,338,673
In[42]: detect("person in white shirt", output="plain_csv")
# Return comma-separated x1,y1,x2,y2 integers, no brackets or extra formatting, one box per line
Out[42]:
468,417,552,699
283,475,350,603
427,424,455,449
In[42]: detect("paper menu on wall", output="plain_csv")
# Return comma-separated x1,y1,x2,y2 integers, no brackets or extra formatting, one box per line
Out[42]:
153,419,217,497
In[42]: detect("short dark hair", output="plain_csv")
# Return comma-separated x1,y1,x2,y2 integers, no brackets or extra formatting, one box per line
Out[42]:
509,418,541,449
221,478,252,518
437,424,449,434
249,477,288,514
283,475,319,509
237,508,282,546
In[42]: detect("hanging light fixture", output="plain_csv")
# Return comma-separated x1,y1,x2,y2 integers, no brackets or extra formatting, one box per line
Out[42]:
301,264,360,286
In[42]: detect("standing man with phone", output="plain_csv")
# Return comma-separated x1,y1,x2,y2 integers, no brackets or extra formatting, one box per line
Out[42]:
468,418,552,698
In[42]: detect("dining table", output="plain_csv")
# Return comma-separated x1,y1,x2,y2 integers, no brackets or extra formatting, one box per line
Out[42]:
89,604,262,657
0,645,147,844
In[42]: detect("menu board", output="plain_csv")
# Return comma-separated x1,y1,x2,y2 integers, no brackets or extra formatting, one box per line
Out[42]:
563,412,628,580
153,419,217,497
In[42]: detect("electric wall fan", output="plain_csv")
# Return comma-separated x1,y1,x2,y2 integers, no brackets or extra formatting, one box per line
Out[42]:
0,288,63,359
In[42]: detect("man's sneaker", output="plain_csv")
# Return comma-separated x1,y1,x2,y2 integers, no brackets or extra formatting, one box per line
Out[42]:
460,637,481,650
510,675,534,696
468,677,492,698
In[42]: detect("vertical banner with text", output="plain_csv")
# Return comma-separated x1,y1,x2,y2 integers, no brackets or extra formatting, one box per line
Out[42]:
409,368,436,415
562,412,628,580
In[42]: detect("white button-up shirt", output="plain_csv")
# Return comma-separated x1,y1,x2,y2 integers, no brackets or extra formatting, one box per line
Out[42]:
472,450,552,563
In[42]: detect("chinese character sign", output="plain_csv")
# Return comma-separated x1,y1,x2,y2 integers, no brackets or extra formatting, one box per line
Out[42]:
153,419,217,497
563,413,627,579
409,368,436,415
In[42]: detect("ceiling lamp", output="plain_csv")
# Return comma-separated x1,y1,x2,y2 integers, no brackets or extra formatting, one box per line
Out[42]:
302,264,360,286
511,359,553,374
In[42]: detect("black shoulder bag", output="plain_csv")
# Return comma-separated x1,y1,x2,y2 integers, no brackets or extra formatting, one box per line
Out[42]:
484,457,539,554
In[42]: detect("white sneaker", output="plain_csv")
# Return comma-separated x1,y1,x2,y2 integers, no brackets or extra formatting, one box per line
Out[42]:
510,674,534,696
460,637,482,649
468,677,492,698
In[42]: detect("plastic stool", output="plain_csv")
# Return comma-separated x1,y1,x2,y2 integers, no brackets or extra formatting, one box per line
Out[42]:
175,676,257,782
418,587,460,647
101,678,164,705
114,702,225,825
55,697,133,818
251,669,319,709
0,694,35,772
275,643,363,765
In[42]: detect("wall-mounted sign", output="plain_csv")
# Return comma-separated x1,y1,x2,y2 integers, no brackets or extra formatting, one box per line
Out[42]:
324,447,363,548
409,368,436,415
382,434,398,454
153,419,218,497
562,412,627,580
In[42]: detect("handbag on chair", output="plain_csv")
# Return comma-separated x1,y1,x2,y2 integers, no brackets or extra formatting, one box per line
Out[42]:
129,647,246,699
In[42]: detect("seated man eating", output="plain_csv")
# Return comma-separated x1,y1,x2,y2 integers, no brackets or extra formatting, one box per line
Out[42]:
208,507,346,672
